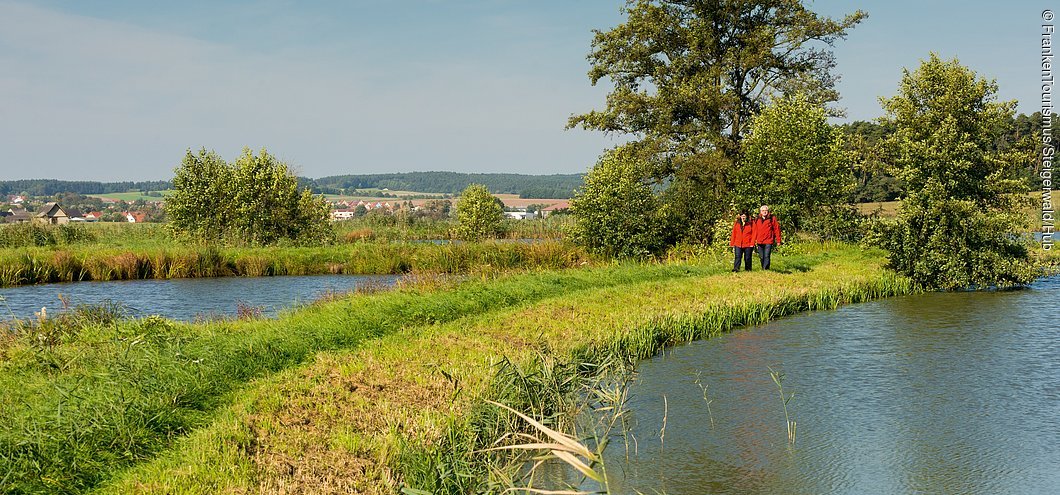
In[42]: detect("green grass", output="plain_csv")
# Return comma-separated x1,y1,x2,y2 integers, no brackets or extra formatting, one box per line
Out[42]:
77,243,915,494
86,190,173,202
0,259,730,493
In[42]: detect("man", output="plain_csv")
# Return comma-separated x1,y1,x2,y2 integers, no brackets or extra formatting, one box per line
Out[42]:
752,205,782,270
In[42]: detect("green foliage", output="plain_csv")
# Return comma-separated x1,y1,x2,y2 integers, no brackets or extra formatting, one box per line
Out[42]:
455,184,507,241
569,0,865,245
569,148,670,258
735,93,855,230
879,54,1037,289
166,148,333,245
0,223,96,248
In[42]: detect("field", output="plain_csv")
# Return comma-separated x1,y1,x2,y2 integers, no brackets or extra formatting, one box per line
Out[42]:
0,241,917,493
87,190,173,202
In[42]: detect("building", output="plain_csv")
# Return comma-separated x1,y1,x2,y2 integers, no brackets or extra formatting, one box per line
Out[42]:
540,201,570,217
34,203,84,225
330,209,357,221
123,211,147,223
3,208,31,224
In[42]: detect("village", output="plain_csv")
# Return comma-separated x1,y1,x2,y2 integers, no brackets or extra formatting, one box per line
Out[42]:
0,192,570,225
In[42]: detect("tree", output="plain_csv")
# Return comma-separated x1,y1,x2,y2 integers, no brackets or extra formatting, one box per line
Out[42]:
166,148,333,245
569,0,865,243
455,184,506,241
879,54,1037,289
733,93,854,230
166,149,229,240
569,148,670,258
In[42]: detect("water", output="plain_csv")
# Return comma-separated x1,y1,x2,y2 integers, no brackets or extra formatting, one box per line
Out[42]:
561,276,1060,494
0,274,400,321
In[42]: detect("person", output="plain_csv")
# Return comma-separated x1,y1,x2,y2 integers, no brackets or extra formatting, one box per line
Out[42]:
752,205,782,270
729,210,754,272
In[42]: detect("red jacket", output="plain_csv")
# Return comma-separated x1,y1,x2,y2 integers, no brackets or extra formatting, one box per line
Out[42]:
752,214,782,245
730,220,754,248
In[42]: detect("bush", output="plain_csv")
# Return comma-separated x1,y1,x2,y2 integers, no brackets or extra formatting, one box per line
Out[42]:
455,184,507,241
801,205,866,243
569,148,670,258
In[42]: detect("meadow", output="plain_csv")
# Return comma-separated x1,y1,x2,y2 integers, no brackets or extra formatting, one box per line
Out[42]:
0,241,917,493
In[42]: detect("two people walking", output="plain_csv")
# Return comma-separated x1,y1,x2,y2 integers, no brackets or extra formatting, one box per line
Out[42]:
729,205,782,272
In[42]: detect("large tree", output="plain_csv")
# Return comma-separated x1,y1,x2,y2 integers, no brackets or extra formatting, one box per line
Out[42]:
879,54,1036,289
569,0,865,241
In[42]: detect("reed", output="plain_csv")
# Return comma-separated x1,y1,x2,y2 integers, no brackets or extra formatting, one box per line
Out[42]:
0,241,594,287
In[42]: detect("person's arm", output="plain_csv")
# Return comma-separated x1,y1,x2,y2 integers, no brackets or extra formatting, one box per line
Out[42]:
730,222,739,247
774,218,782,245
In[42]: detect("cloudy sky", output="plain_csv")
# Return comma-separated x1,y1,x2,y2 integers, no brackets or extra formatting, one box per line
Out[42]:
0,1,1044,181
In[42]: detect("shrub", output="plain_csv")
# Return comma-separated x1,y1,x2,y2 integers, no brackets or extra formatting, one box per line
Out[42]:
455,184,507,241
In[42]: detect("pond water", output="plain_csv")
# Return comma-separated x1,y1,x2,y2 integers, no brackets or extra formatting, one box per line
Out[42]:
555,275,1060,494
0,274,400,322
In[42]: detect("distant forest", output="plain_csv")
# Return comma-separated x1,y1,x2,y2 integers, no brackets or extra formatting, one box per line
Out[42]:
309,172,584,198
0,172,584,199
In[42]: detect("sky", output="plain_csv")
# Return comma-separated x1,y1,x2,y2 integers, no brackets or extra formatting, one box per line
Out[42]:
0,1,1047,181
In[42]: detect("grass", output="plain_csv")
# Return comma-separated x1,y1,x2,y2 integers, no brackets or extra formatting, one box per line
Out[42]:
0,259,730,493
71,242,916,494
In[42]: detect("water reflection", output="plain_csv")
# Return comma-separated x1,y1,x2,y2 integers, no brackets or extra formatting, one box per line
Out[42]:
562,276,1060,494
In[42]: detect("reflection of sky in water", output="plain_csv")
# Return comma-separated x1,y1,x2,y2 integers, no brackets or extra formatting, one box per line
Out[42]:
0,274,400,321
549,275,1060,495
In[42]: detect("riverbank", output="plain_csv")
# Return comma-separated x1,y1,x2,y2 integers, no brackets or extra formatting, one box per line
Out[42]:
69,242,916,494
0,239,589,287
0,257,727,493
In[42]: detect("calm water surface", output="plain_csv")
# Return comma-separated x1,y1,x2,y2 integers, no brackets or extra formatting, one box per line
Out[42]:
561,275,1060,494
0,274,400,321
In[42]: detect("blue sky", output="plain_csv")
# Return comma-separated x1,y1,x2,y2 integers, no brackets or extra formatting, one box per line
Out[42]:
0,1,1045,181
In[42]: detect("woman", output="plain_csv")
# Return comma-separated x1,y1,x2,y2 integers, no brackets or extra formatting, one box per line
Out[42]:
752,204,782,270
729,210,754,272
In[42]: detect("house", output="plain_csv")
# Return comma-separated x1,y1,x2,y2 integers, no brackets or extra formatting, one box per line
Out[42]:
34,203,84,225
3,208,31,224
84,211,104,222
540,201,570,217
8,195,26,204
330,209,357,221
505,210,537,220
123,211,147,223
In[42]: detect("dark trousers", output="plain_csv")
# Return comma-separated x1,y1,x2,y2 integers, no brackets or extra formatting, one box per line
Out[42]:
733,247,753,271
757,243,774,270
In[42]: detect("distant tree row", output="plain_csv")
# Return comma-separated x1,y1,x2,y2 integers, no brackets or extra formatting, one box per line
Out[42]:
0,180,171,197
311,172,583,198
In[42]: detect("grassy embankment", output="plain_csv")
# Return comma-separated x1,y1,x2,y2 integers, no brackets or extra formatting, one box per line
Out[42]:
0,219,578,287
49,242,916,494
0,256,734,493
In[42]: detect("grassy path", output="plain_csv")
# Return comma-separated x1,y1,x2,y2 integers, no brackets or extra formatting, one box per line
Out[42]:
89,243,913,494
0,259,728,493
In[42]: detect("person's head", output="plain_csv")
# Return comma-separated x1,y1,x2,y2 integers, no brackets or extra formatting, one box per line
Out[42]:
759,205,770,218
738,210,749,223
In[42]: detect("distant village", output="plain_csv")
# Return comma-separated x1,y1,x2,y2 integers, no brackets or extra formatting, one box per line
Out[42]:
1,192,570,225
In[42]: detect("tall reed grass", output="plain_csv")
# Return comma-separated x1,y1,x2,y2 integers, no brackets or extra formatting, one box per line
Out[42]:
0,240,592,287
